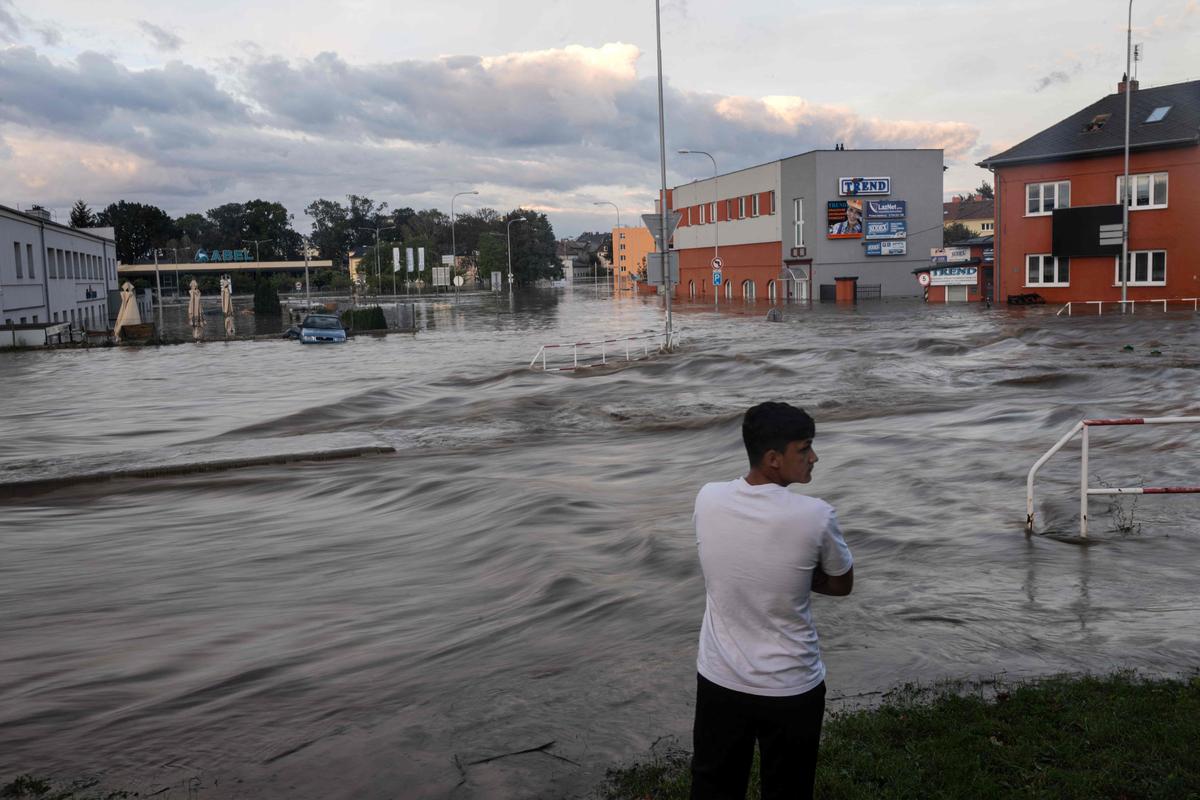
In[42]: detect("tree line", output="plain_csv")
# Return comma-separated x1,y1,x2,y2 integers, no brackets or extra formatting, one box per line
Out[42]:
69,196,563,288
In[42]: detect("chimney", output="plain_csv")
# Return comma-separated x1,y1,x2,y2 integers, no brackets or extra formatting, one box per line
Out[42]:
1117,72,1139,93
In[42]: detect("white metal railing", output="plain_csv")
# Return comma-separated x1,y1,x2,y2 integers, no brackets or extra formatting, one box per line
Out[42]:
529,330,680,372
1025,416,1200,537
1057,298,1200,316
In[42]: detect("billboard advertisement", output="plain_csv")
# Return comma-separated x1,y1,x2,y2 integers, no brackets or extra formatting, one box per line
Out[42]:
864,200,906,219
930,247,971,263
865,240,907,256
865,220,907,240
827,199,863,239
930,265,978,286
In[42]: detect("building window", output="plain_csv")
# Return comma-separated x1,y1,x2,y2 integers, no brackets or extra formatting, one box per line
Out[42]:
619,232,626,240
1117,173,1167,210
726,199,733,220
1145,106,1171,123
57,250,65,278
1115,250,1166,286
769,191,775,215
737,197,745,219
1026,254,1069,286
619,255,626,262
1025,181,1069,216
751,195,760,217
708,201,716,222
793,199,804,247
13,242,22,278
698,203,706,224
981,222,993,231
26,244,35,278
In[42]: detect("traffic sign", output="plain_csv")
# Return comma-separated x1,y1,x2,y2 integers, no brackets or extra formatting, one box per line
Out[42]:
713,272,722,286
711,256,723,270
917,272,931,286
642,211,682,250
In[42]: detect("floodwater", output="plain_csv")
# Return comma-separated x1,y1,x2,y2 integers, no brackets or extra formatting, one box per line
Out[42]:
2,289,1198,798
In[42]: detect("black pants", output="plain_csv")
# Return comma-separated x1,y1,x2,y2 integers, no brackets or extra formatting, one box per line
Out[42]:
690,674,826,800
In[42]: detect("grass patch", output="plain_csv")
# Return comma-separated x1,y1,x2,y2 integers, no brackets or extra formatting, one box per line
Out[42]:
598,672,1200,799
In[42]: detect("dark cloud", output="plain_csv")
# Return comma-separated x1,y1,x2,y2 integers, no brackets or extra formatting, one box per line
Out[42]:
0,0,19,42
137,20,183,51
0,42,977,235
1033,70,1071,92
37,25,61,46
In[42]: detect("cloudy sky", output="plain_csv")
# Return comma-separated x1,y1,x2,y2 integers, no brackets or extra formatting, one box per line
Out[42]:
1,0,1197,237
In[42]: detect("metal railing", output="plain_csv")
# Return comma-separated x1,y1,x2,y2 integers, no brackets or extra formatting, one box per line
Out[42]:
1025,416,1200,537
1057,298,1200,316
530,330,680,372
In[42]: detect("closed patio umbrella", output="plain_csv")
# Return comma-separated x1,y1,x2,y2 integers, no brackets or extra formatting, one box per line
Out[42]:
113,281,141,341
220,275,235,337
187,279,204,326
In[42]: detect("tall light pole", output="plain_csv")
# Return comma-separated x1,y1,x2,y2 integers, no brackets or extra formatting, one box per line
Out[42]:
679,148,719,310
452,191,479,289
243,238,274,263
654,0,673,347
593,201,620,292
1120,0,1134,307
506,216,527,292
303,236,312,309
358,223,396,297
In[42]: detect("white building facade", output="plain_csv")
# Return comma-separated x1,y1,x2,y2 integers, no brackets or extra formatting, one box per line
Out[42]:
1,205,118,333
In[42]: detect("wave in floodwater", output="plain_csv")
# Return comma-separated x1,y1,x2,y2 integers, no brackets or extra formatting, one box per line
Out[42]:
1,291,1199,798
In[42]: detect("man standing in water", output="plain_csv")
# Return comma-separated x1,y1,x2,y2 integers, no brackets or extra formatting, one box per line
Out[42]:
691,402,853,800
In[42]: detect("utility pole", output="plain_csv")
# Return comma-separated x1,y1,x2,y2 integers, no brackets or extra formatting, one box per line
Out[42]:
1120,0,1134,308
654,0,673,347
153,248,163,344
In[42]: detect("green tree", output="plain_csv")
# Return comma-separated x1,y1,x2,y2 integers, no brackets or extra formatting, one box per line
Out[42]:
477,233,506,280
943,222,975,245
253,279,281,313
69,200,95,228
306,198,351,264
96,201,176,263
507,208,559,285
975,181,994,200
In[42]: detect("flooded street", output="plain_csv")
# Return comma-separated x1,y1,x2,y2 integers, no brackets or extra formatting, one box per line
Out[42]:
2,290,1198,798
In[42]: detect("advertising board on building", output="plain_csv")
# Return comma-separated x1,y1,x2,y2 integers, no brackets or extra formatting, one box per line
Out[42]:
865,240,907,256
930,265,977,285
827,199,863,239
864,200,906,219
838,177,891,196
930,247,972,263
865,220,907,240
982,248,994,262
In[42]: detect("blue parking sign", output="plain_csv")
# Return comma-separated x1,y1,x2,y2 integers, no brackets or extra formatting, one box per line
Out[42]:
712,271,722,286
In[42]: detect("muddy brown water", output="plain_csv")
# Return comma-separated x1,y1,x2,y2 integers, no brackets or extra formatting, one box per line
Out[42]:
2,290,1198,798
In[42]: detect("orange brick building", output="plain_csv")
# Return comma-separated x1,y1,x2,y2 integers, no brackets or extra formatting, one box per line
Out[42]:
979,78,1200,305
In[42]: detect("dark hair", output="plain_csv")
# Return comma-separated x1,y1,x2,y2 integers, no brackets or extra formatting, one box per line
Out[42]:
742,402,815,466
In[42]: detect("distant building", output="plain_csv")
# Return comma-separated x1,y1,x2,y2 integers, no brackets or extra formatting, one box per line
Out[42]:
913,235,994,303
943,196,994,235
612,225,654,290
1,204,118,337
978,77,1200,304
668,148,943,302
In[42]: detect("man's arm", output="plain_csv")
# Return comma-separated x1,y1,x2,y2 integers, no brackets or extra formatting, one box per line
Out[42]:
811,565,853,596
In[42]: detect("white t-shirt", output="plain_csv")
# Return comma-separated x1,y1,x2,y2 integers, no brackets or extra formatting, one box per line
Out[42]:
694,477,853,697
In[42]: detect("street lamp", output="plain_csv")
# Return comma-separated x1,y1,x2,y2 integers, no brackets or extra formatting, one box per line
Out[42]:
243,238,273,286
593,201,620,292
653,0,673,347
1120,0,1134,308
506,216,527,292
452,191,479,288
679,148,719,309
357,223,396,296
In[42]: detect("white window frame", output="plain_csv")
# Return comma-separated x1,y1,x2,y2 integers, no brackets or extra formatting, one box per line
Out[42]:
751,194,760,217
1025,181,1070,216
708,201,716,222
698,203,706,224
1025,253,1070,287
793,198,804,247
1114,250,1166,286
1117,172,1168,210
737,197,745,219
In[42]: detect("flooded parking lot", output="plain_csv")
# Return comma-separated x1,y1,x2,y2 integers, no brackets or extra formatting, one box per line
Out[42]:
2,290,1198,798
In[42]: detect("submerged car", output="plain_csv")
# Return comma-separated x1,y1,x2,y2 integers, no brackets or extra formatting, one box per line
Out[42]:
299,314,347,343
